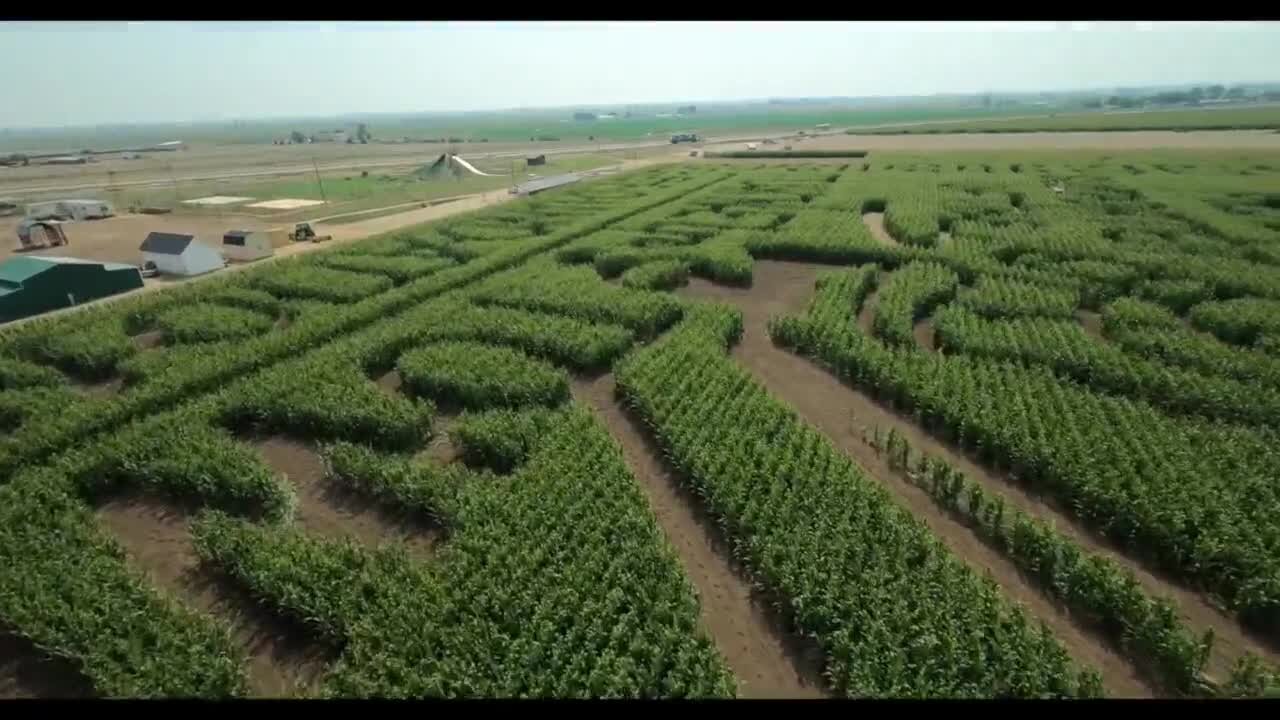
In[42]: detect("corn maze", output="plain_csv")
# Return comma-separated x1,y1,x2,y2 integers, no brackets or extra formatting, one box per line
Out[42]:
2,152,1280,698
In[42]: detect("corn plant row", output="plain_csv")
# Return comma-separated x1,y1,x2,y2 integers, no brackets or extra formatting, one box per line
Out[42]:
467,260,684,338
619,259,691,291
194,406,736,697
932,305,1280,428
871,262,960,348
770,268,1280,641
616,303,1101,697
870,427,1214,694
310,253,457,285
445,407,567,474
396,341,570,410
1188,297,1280,350
0,468,250,697
155,303,278,346
955,276,1079,320
1104,321,1280,389
0,168,732,480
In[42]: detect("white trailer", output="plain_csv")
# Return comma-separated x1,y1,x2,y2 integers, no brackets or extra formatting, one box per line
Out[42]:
25,199,114,222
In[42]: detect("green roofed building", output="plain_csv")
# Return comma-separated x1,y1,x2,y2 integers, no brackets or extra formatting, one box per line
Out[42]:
0,255,143,323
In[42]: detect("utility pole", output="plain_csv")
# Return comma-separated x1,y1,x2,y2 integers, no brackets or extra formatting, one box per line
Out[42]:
312,158,328,205
167,163,180,205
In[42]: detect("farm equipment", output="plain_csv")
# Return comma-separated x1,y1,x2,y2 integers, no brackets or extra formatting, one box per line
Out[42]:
15,218,69,251
289,223,331,243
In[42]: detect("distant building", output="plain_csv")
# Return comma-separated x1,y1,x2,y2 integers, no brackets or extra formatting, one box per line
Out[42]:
25,199,114,222
573,112,596,121
677,105,697,115
0,255,143,323
333,131,350,144
139,232,225,277
526,154,547,166
221,230,275,262
510,174,580,197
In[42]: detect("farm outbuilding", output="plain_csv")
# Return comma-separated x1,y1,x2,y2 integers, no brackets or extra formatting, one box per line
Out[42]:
0,255,143,323
25,199,114,222
221,230,275,262
510,174,581,197
139,232,225,277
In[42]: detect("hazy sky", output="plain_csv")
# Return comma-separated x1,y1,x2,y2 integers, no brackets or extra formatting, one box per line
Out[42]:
1,21,1278,128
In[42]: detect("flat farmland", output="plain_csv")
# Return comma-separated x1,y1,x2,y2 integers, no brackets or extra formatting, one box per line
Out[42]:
3,152,1280,698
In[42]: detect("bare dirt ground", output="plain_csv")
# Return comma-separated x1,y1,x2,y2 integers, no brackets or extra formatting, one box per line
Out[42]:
252,437,438,560
680,260,1279,686
0,212,273,266
1076,310,1106,341
0,153,687,331
811,130,1280,152
372,370,460,465
0,631,94,699
856,279,883,336
94,495,333,697
0,138,684,201
676,260,1162,696
861,212,899,247
569,373,827,699
913,318,937,352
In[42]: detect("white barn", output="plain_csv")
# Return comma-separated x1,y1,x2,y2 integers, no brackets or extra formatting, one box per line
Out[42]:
139,232,225,276
221,230,274,262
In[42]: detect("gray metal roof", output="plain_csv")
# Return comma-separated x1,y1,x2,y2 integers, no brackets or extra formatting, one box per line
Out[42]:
513,174,581,195
140,232,194,255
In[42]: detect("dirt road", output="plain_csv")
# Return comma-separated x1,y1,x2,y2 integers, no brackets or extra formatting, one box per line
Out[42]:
0,153,682,328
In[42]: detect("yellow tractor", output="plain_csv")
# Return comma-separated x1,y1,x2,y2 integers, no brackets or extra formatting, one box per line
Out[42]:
289,222,331,244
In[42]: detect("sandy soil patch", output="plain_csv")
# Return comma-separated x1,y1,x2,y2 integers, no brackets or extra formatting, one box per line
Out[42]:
245,199,325,211
0,212,270,267
183,196,254,206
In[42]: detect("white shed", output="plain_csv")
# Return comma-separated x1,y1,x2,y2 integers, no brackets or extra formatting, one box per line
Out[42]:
139,232,225,276
222,230,274,262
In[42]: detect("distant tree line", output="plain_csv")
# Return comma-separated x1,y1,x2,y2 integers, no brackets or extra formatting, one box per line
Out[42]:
1081,85,1278,110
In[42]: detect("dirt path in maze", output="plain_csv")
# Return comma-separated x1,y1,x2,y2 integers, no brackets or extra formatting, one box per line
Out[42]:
1076,309,1106,341
676,260,1158,697
570,373,828,699
678,259,1280,688
861,212,900,247
253,437,439,560
0,631,94,698
94,495,334,697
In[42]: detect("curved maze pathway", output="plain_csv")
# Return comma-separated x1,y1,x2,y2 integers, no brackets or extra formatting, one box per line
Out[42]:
694,259,1280,693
